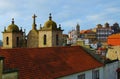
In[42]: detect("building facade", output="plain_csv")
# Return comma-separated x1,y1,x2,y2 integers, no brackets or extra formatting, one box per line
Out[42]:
62,34,68,46
96,23,112,42
111,23,120,34
67,24,80,44
80,29,96,42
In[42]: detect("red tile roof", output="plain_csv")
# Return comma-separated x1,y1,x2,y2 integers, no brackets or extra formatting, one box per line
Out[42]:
108,34,120,45
108,34,120,39
80,30,95,34
0,46,103,79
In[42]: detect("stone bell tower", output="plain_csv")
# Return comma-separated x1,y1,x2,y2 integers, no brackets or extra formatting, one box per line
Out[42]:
39,13,63,47
2,18,25,48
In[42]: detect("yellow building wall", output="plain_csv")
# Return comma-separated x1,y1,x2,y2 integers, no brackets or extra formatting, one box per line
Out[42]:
3,32,23,48
77,40,90,48
39,30,63,47
39,31,52,47
3,33,12,48
77,40,84,46
106,46,120,60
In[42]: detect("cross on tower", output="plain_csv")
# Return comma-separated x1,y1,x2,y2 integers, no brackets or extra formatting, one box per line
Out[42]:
32,14,37,24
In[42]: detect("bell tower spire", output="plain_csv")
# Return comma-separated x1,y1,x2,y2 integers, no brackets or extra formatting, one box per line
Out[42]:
32,14,37,30
76,23,80,38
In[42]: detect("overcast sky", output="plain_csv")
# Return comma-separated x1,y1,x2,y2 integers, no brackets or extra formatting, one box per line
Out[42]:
0,0,120,40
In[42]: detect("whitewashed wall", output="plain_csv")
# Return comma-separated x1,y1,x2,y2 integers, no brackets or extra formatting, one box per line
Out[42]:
103,61,118,79
57,67,104,79
57,61,119,79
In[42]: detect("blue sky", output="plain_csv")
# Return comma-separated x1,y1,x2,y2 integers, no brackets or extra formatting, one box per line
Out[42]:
0,0,120,40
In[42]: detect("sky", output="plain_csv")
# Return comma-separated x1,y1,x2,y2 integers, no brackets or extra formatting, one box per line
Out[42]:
0,0,120,40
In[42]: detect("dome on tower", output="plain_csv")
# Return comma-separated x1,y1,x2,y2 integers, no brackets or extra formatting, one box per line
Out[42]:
7,18,19,32
42,13,57,30
44,20,57,29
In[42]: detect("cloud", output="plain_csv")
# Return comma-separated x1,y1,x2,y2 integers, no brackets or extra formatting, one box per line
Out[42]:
0,0,13,9
86,14,103,21
105,7,120,13
85,4,120,25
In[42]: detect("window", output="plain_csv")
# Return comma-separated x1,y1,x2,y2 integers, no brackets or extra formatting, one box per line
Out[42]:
56,34,59,45
117,72,120,79
92,70,99,79
6,37,9,45
78,74,85,79
16,37,19,47
43,35,46,45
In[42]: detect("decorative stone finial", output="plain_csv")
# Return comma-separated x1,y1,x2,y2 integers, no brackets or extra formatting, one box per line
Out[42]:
4,26,6,31
59,24,61,27
49,13,52,20
20,27,22,31
59,24,61,30
12,18,14,24
40,24,42,30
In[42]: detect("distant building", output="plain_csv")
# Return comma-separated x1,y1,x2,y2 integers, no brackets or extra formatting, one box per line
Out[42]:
80,29,96,42
67,24,80,44
62,34,68,46
76,24,80,38
67,29,76,44
96,23,112,42
111,23,120,34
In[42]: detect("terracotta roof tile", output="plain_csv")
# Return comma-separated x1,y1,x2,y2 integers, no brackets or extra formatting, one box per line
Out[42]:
108,34,120,38
80,30,95,34
0,46,103,79
108,34,120,45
